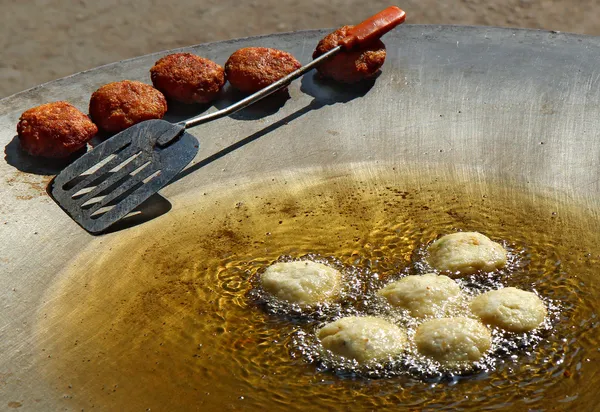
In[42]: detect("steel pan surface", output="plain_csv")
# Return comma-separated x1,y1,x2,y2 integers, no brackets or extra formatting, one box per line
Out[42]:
1,26,600,410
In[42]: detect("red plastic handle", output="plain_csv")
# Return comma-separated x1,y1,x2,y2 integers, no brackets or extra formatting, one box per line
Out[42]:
340,6,406,50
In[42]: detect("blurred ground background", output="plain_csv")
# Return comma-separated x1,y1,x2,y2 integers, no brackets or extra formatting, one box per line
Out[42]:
1,0,599,98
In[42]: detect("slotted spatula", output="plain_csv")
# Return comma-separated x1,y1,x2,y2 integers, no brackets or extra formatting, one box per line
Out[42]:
50,6,406,234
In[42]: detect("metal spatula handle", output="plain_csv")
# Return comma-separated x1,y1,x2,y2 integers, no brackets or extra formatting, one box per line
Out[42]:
50,6,406,235
184,47,339,129
183,6,406,130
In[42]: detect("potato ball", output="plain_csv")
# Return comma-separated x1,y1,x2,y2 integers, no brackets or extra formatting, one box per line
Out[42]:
259,260,342,306
377,273,462,318
89,80,167,133
318,316,407,363
415,317,492,368
312,25,386,84
150,53,225,104
470,287,546,333
224,47,301,94
16,101,97,158
427,232,507,275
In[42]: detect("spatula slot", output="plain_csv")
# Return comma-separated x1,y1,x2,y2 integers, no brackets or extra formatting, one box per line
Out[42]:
71,171,125,200
71,153,148,203
50,126,199,234
62,175,89,192
79,173,137,208
70,154,148,201
85,164,161,215
108,151,142,173
61,147,137,193
142,170,162,184
71,186,94,200
90,205,115,219
82,153,116,176
130,161,152,177
81,195,106,209
77,160,153,205
61,142,133,191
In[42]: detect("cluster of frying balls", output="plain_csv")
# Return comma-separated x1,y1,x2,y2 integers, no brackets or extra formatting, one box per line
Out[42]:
16,26,386,159
259,232,547,370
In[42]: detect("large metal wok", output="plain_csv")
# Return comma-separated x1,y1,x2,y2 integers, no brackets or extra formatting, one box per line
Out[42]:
1,26,600,410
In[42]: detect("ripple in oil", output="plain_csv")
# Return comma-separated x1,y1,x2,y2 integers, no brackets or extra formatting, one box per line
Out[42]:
35,167,600,411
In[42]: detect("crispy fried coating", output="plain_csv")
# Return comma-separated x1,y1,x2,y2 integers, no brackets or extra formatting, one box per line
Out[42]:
17,101,97,158
89,80,167,133
150,53,225,104
225,47,301,94
313,26,386,83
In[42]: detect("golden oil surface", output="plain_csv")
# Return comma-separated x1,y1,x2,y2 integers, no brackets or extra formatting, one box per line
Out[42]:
35,166,600,411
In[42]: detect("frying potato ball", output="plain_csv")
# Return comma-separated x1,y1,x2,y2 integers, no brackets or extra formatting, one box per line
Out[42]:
377,273,462,318
318,316,407,363
312,25,386,84
259,260,342,306
427,232,507,275
415,317,492,368
16,101,98,158
89,80,167,133
470,287,546,333
225,47,301,94
150,53,226,104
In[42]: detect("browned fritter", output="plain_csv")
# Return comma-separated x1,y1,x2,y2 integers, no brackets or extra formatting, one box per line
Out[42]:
313,26,386,84
17,101,98,158
225,47,301,94
89,80,167,133
150,53,226,104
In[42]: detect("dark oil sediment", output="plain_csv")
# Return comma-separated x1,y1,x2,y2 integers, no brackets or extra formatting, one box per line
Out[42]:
35,166,600,411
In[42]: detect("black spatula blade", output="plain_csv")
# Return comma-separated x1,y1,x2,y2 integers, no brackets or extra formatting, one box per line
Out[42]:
50,119,198,234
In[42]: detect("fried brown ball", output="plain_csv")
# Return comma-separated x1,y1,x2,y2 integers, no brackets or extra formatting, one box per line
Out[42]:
89,80,167,133
150,53,226,104
17,101,98,158
225,47,301,94
313,25,386,84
